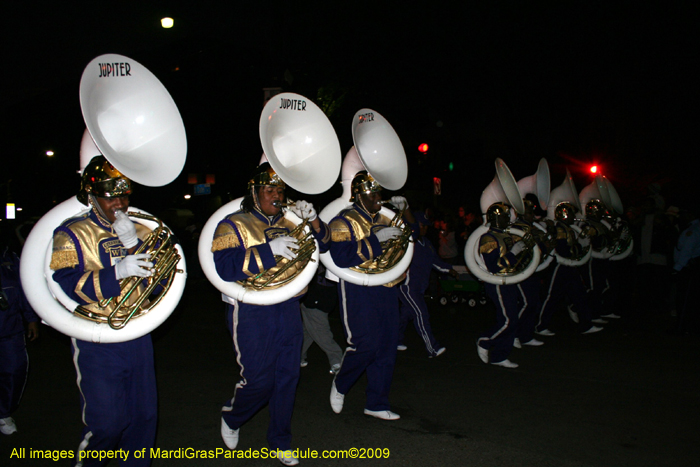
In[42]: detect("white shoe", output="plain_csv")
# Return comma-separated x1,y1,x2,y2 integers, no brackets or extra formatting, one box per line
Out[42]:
582,325,604,335
277,450,299,466
429,347,446,358
477,343,489,363
220,417,239,450
364,409,400,420
513,338,522,349
568,304,579,323
300,360,308,368
535,329,555,336
329,363,341,375
522,338,544,346
330,382,344,413
491,359,518,369
0,417,17,435
601,313,621,319
592,318,608,324
397,345,407,351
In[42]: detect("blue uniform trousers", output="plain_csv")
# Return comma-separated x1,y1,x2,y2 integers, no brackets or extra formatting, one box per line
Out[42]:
222,299,303,451
583,259,616,318
398,284,442,356
537,264,594,333
71,335,157,467
0,332,28,418
478,283,519,363
335,280,399,412
516,274,543,343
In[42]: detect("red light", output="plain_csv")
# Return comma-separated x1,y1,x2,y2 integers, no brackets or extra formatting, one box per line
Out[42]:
418,143,429,153
590,165,598,174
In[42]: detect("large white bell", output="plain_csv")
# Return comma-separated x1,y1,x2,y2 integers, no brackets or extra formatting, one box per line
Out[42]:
351,108,407,191
80,53,187,187
259,92,341,195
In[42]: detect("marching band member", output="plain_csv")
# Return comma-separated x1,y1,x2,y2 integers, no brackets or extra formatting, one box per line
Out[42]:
212,163,330,466
0,238,40,436
397,210,457,357
50,156,158,467
512,196,552,348
476,202,529,368
578,200,617,323
535,202,603,336
328,171,406,420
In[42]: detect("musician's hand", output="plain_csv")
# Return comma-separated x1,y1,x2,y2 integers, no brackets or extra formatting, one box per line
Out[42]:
115,253,154,280
26,321,39,342
390,196,408,211
113,210,138,249
375,226,402,242
579,236,591,248
289,200,317,221
510,241,526,256
270,236,298,260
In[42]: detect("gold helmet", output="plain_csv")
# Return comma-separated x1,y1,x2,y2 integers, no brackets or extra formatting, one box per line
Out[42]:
486,202,511,230
554,202,577,224
78,156,132,205
585,199,606,221
350,170,381,202
247,162,285,190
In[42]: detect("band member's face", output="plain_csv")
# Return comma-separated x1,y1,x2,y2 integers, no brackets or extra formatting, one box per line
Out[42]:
96,196,130,223
359,191,382,214
258,185,285,216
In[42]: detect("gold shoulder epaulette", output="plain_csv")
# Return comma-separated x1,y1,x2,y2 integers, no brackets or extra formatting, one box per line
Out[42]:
50,231,79,270
330,218,352,242
212,222,240,252
479,238,498,255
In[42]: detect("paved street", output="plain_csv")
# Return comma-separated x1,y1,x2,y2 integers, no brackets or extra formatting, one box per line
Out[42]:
2,275,699,467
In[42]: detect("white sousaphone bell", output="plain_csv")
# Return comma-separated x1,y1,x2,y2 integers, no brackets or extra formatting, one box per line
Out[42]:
599,176,633,261
518,158,555,271
547,169,592,266
20,54,188,344
580,174,617,259
319,108,414,287
197,92,341,305
464,158,541,285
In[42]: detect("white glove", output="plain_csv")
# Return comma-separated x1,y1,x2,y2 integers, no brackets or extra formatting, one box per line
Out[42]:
115,253,153,280
579,236,591,248
289,200,317,221
510,241,526,255
375,226,402,243
269,236,298,260
113,210,138,249
390,196,408,211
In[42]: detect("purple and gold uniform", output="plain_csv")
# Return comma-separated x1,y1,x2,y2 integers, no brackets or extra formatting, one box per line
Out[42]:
329,203,402,412
536,221,596,333
212,207,330,451
1,248,39,424
476,228,521,364
51,209,156,467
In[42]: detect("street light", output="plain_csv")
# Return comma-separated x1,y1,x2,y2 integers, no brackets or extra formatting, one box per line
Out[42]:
161,17,174,28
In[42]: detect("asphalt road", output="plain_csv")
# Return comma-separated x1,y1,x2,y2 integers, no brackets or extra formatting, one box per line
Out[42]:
2,275,699,467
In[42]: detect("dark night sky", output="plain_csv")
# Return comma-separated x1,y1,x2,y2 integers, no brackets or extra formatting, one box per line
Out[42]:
3,2,699,224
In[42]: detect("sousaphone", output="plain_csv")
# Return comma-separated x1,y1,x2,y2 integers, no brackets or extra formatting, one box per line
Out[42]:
464,158,541,285
19,54,188,343
579,174,616,259
548,169,591,266
518,158,555,271
319,108,414,286
197,92,341,305
603,177,633,261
